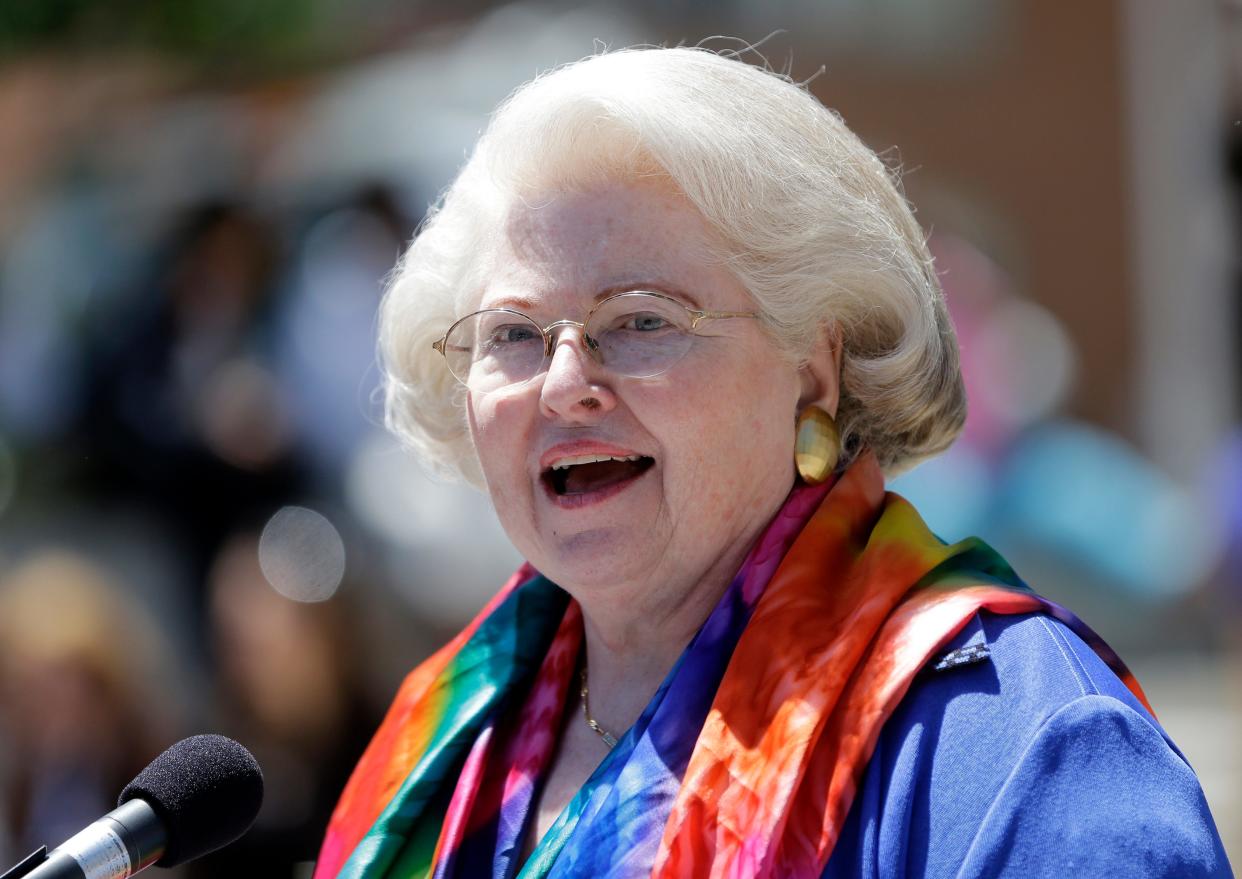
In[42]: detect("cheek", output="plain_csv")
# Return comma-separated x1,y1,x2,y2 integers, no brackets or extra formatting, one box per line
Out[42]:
721,366,798,448
464,398,491,471
468,388,524,446
671,368,797,502
467,394,527,491
750,402,797,461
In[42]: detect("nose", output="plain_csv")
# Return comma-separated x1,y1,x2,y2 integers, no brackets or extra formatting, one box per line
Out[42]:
538,325,618,422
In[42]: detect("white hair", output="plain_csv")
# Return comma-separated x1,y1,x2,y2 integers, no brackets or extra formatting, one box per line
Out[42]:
380,46,965,486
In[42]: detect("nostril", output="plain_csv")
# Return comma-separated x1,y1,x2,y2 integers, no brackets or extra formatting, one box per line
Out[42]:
538,337,616,420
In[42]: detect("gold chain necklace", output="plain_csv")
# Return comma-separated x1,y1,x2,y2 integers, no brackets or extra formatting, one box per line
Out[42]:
579,662,618,749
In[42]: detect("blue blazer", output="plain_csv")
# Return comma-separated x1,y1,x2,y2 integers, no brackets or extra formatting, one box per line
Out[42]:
822,611,1233,877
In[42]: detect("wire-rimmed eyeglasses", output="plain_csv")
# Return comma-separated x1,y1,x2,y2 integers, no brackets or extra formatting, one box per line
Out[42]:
432,290,759,394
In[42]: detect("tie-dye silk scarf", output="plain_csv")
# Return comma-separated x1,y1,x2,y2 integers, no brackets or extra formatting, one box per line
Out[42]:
315,452,1148,879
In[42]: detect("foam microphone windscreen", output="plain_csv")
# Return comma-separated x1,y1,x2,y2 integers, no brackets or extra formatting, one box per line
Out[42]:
118,734,264,867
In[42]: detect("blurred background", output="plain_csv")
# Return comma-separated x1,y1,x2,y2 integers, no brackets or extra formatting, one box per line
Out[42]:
0,0,1238,873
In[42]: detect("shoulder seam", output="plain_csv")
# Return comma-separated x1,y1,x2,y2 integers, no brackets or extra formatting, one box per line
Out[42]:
1035,615,1100,697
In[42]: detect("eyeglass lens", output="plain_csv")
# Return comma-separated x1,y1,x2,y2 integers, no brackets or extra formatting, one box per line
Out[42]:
442,293,696,392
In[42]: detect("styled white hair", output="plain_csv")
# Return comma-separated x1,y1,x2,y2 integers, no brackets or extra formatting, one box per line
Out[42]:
380,46,965,486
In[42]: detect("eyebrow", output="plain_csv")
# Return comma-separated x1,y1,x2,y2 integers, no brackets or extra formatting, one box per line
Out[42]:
598,282,703,309
483,295,537,311
483,282,703,313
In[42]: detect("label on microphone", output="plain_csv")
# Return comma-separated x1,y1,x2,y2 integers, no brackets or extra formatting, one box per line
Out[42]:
59,823,132,879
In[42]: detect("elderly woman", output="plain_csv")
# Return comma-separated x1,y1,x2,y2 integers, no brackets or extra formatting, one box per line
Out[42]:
315,48,1229,878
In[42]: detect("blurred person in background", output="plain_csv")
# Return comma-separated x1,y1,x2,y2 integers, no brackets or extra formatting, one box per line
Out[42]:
0,551,181,867
314,48,1229,878
79,200,307,608
273,184,414,494
197,531,376,877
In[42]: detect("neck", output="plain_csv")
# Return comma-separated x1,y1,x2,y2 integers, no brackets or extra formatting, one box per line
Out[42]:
573,532,754,739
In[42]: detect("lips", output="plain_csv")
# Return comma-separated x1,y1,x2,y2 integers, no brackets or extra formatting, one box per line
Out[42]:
538,444,655,503
546,454,655,495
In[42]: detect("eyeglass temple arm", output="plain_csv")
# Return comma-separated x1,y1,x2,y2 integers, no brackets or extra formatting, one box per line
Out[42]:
433,339,477,355
688,310,760,329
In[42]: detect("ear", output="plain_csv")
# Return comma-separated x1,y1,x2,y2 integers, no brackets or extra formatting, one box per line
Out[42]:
797,322,843,416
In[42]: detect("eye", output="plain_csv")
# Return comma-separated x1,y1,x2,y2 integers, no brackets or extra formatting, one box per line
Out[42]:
623,311,670,332
487,324,541,345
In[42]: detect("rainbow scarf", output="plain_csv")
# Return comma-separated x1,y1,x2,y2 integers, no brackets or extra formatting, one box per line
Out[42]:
315,452,1148,878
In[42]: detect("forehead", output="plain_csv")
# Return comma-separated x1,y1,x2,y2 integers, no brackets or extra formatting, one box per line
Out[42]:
475,180,729,312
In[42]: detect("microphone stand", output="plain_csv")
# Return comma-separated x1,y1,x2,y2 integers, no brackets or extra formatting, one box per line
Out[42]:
1,848,48,879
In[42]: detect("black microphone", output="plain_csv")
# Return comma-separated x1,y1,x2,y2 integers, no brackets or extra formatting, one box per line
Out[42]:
2,735,263,879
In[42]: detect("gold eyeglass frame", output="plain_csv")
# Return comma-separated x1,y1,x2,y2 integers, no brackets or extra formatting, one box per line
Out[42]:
431,290,759,386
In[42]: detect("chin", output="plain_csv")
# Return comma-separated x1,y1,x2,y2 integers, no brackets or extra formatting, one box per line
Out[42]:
533,525,659,591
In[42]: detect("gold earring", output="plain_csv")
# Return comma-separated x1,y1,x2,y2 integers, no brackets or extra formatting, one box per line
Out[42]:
795,406,840,485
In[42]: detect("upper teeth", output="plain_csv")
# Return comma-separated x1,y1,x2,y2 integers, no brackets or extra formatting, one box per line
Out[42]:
550,454,643,470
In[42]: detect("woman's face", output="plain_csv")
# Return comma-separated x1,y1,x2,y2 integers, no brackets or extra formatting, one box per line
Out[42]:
467,180,806,601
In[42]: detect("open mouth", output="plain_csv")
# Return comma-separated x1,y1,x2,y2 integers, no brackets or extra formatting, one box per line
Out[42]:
542,454,655,497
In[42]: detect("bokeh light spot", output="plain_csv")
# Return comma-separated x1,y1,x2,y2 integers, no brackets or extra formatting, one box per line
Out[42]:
258,506,345,602
975,298,1076,430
